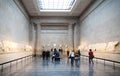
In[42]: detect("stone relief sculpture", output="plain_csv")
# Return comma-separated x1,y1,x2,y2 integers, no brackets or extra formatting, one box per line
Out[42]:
113,41,120,53
78,41,120,54
106,41,119,52
0,40,33,54
64,44,69,54
0,40,4,52
88,43,107,52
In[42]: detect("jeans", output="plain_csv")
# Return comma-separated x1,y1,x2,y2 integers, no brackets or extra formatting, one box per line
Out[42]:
71,57,74,66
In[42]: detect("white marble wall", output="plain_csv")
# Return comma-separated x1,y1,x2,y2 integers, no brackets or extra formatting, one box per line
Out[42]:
0,0,33,63
74,22,80,50
38,24,69,55
32,17,77,54
77,0,120,61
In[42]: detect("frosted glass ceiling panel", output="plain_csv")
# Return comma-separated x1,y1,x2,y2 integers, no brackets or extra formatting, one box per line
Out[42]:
38,0,75,11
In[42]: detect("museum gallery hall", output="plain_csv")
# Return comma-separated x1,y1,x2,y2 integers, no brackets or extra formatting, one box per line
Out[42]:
0,0,120,76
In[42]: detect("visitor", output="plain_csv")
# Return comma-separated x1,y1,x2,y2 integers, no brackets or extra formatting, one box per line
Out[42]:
69,50,75,66
88,49,94,64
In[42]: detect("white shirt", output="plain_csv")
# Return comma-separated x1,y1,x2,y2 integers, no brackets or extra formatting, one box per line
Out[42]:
69,51,74,57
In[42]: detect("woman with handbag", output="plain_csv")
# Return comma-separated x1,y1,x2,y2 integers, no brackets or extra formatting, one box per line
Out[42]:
88,49,94,64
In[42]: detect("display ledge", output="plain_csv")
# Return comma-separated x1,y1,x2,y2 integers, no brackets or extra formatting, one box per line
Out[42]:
0,51,33,55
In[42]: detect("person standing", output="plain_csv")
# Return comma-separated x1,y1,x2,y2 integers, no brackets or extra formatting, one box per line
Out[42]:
67,50,69,57
74,52,79,67
77,50,81,60
46,50,50,60
74,50,81,67
69,50,75,66
88,49,94,64
59,48,63,53
42,50,46,60
52,48,57,61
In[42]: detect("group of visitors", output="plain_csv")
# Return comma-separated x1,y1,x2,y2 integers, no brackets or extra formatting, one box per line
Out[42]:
68,49,94,66
69,50,81,66
42,50,50,60
42,47,95,66
42,48,61,61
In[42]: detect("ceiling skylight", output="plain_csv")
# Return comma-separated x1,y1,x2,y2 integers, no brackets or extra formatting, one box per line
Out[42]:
38,0,75,11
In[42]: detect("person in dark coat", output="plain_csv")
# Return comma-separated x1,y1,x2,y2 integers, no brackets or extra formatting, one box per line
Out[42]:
42,50,46,60
46,50,50,60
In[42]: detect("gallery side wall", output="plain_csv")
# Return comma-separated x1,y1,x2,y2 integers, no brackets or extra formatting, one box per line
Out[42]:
0,0,33,63
77,0,120,62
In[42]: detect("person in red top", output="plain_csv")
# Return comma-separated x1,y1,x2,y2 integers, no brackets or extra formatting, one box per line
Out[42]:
88,49,94,64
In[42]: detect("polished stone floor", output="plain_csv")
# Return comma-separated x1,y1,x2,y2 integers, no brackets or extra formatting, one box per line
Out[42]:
0,56,120,76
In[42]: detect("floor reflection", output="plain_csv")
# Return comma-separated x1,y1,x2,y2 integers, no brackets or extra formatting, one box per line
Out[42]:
89,64,94,76
53,61,60,66
1,57,120,76
42,59,49,66
69,67,80,76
